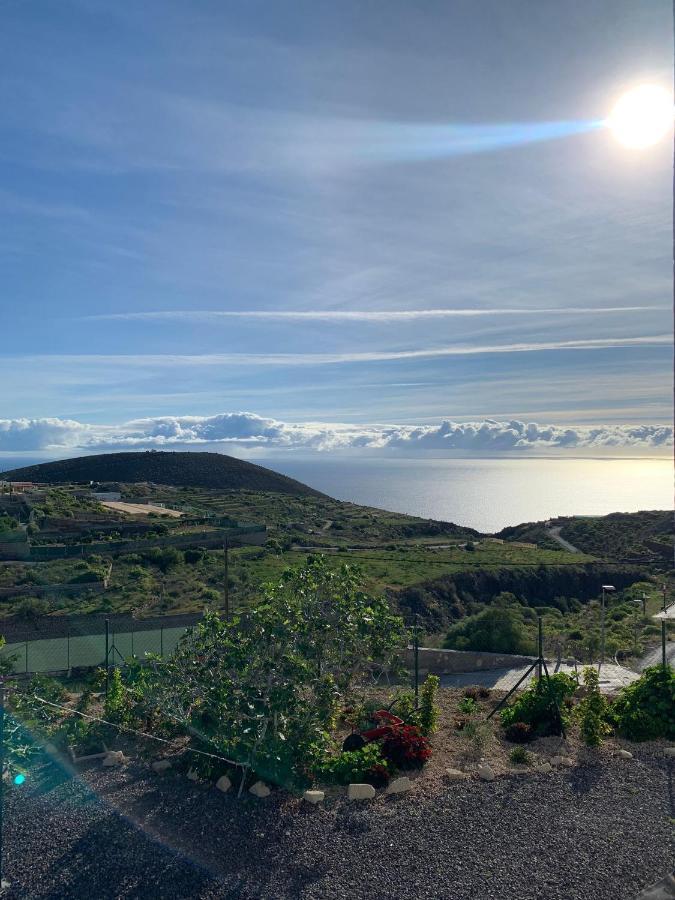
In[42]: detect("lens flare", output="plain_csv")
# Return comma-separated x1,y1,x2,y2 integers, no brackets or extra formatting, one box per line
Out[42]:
607,85,673,149
358,119,603,162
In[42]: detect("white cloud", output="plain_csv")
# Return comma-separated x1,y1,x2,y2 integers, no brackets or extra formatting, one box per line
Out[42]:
14,334,672,371
86,306,666,323
0,412,671,455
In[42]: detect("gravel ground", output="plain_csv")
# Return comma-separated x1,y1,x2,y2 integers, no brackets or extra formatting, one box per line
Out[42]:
2,752,673,900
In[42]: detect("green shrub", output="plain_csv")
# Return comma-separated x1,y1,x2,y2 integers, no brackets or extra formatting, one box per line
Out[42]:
317,742,390,786
391,690,418,725
458,696,477,715
104,668,130,725
610,665,675,741
444,606,536,656
28,674,68,704
577,666,611,747
143,547,184,572
67,569,102,584
418,675,440,735
462,719,493,759
500,673,577,736
184,549,206,565
509,746,532,765
15,597,50,621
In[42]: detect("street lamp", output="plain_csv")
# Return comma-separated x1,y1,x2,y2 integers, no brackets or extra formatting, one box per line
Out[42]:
630,592,647,617
599,584,616,669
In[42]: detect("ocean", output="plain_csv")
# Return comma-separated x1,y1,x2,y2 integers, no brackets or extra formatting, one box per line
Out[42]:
2,453,671,533
266,456,672,532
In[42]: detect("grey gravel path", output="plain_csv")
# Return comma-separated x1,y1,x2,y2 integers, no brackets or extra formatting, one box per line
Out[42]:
3,753,673,900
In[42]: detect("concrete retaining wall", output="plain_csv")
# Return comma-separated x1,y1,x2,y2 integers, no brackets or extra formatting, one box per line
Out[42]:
403,646,536,675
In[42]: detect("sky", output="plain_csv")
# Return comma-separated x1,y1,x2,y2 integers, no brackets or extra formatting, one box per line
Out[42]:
1,0,673,458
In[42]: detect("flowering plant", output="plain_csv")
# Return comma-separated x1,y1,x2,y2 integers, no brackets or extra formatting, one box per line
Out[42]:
380,725,432,769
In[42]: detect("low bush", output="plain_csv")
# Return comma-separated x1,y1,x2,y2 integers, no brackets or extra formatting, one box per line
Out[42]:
458,696,478,715
184,548,207,565
391,690,418,725
610,665,675,741
500,673,577,736
462,719,493,759
504,721,533,744
509,746,532,765
317,742,390,786
380,725,432,769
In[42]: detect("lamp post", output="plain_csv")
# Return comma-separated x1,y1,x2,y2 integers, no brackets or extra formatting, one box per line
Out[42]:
599,584,615,668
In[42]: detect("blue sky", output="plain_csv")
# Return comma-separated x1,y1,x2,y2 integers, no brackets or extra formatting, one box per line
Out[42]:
1,0,672,457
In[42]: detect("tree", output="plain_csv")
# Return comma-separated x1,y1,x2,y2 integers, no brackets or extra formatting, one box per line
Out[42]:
444,605,536,655
149,557,405,790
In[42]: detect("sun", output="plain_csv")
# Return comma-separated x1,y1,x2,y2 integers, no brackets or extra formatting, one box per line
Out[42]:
608,84,673,149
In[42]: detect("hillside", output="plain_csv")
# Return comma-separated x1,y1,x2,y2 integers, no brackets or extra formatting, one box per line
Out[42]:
0,451,326,499
558,510,673,562
497,510,673,564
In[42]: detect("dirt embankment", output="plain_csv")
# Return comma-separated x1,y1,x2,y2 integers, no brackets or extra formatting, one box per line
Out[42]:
394,562,646,629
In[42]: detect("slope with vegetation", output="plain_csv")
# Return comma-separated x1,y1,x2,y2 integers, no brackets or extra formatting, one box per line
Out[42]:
498,510,673,564
0,453,669,666
1,451,326,498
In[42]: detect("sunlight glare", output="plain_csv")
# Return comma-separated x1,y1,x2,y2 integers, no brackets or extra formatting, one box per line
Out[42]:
608,85,673,148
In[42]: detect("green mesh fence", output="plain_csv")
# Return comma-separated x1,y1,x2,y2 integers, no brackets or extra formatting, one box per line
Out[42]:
0,625,191,674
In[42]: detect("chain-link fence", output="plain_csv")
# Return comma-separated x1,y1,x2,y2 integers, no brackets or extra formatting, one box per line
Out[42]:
0,622,195,675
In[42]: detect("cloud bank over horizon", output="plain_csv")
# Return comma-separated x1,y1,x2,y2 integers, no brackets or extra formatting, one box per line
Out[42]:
0,413,671,457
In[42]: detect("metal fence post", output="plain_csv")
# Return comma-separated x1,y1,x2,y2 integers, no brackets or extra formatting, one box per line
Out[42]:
105,618,110,697
662,620,667,668
24,643,28,676
131,620,134,658
67,630,70,672
160,626,164,658
413,611,420,706
537,616,543,681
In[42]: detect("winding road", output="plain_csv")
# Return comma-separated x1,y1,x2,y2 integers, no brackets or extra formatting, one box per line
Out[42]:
547,526,581,553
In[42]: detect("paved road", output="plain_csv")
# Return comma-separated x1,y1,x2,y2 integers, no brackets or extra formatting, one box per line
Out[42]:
547,526,581,553
653,603,675,621
440,660,639,693
637,641,675,671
